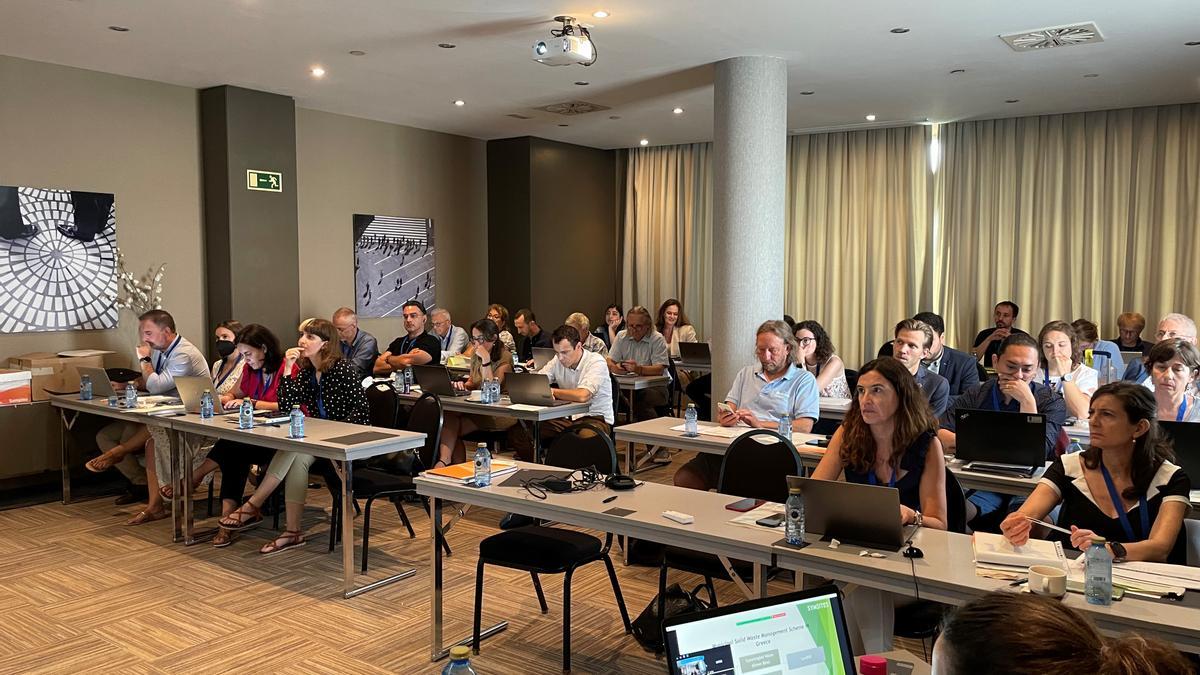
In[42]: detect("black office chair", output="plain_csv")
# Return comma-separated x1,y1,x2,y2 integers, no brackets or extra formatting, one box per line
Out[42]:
472,422,632,671
657,429,802,619
364,380,401,429
844,368,860,395
894,467,968,645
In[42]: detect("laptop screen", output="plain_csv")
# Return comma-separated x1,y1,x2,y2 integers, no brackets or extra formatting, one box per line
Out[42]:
664,588,854,675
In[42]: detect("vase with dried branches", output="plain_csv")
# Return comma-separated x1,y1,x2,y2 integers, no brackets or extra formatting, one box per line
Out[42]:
112,247,166,351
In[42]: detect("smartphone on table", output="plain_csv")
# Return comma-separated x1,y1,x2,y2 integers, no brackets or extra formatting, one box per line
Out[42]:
725,497,765,512
755,513,786,528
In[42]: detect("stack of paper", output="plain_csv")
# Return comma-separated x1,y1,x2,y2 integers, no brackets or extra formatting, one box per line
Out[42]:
669,423,751,439
972,531,1066,577
423,460,518,484
1063,559,1198,597
728,503,784,531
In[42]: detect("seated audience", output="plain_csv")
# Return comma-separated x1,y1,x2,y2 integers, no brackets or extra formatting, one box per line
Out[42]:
656,298,698,359
210,319,244,396
594,303,625,348
1147,339,1200,422
478,303,518,355
913,311,980,396
1072,317,1125,378
373,300,441,376
1124,313,1197,383
794,320,851,398
607,306,671,421
674,320,818,491
1112,311,1152,354
1001,382,1191,563
332,306,379,376
565,312,609,357
891,318,951,417
812,357,947,529
430,307,468,362
219,318,368,554
537,325,615,444
940,333,1067,523
1035,320,1099,419
970,300,1027,363
933,592,1194,675
438,319,517,464
513,308,551,366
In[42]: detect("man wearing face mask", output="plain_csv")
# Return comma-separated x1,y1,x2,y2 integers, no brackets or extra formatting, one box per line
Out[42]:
210,320,245,397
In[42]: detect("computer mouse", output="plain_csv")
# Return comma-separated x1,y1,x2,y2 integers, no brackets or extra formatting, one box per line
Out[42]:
902,545,924,559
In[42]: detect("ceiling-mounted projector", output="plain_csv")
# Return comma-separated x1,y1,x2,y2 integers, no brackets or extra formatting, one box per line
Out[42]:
532,16,597,66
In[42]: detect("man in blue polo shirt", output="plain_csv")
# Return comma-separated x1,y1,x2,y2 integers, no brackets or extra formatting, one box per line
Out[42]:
939,332,1067,525
673,320,818,491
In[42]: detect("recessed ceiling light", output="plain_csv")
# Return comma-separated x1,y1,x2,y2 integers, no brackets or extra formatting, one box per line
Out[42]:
574,81,589,86
592,10,609,18
672,107,684,114
348,50,366,56
310,66,326,78
1005,99,1020,103
1186,41,1200,46
639,139,649,146
107,25,130,32
558,123,569,127
1083,73,1099,78
890,27,910,34
438,43,456,49
865,114,876,121
799,90,815,96
949,69,966,75
453,99,465,107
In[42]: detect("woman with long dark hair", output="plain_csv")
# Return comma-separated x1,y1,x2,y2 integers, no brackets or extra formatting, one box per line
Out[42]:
1001,382,1191,563
595,303,625,348
438,318,517,465
794,320,851,398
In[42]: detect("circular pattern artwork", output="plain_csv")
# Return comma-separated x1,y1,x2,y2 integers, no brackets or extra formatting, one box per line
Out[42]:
0,187,117,332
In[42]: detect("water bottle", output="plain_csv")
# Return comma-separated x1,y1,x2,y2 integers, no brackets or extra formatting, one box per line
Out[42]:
684,403,699,437
473,442,492,487
1067,439,1084,454
1104,362,1119,386
511,350,521,373
492,378,502,403
199,390,214,419
785,486,805,545
79,374,93,400
288,404,305,438
1085,536,1113,606
778,413,791,438
401,366,413,394
441,645,477,675
238,397,255,429
124,382,138,408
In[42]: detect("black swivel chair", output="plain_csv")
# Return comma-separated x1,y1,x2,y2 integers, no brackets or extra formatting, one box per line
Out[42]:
472,422,632,671
894,467,968,644
657,429,802,618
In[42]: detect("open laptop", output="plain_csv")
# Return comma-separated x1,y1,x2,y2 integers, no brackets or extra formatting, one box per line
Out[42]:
411,364,469,397
74,366,119,397
1120,350,1144,365
677,341,711,366
505,372,572,407
663,586,855,675
1160,421,1200,503
532,347,555,371
787,476,908,550
175,375,241,415
953,408,1047,477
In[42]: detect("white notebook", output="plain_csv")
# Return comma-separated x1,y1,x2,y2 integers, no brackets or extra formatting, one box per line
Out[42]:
972,531,1066,570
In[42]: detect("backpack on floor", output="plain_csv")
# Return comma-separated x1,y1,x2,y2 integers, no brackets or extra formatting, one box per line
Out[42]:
630,582,714,653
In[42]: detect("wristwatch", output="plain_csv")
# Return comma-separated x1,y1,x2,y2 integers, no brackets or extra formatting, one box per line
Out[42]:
912,510,924,528
1062,372,1073,382
139,356,152,364
1109,541,1127,562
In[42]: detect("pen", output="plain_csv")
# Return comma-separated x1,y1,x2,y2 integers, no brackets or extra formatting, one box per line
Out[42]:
602,496,617,503
1024,516,1073,536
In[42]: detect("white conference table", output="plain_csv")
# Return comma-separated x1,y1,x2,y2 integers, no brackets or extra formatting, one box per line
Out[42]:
818,397,851,421
414,460,782,661
774,527,1200,654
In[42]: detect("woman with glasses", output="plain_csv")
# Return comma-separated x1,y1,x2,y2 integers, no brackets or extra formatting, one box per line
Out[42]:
1123,313,1197,383
438,319,517,465
794,320,850,398
1146,339,1200,422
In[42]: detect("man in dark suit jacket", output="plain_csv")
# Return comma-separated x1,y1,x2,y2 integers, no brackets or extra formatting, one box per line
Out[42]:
892,318,951,417
879,311,980,397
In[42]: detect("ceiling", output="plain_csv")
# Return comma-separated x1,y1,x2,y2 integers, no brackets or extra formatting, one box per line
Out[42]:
2,0,1199,149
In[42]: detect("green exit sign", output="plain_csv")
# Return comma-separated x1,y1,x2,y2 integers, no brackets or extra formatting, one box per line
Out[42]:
246,169,283,192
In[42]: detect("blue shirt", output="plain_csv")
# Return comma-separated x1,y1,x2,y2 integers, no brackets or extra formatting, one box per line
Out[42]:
725,362,820,422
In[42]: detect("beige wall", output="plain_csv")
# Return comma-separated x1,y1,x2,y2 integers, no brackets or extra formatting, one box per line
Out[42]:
294,108,488,347
0,56,204,366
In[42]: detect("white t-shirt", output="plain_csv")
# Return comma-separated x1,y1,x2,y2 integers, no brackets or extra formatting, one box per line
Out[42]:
1036,363,1099,398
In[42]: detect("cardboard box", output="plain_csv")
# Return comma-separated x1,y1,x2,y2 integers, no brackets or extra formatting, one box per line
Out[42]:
6,352,112,401
0,369,32,405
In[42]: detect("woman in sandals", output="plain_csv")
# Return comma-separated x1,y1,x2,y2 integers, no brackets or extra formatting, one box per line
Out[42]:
217,318,369,554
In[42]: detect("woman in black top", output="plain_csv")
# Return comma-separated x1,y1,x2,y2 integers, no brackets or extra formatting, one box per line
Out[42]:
1002,382,1191,564
218,318,368,554
595,303,625,348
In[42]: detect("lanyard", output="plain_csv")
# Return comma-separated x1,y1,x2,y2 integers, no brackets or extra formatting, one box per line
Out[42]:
1042,369,1060,392
253,369,274,401
1100,461,1149,542
442,329,452,350
155,336,181,375
213,355,242,390
1179,398,1189,422
310,370,327,419
989,381,1003,411
867,468,897,488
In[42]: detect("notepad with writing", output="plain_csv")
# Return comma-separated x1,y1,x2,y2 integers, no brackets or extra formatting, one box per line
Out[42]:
972,531,1066,571
424,460,518,484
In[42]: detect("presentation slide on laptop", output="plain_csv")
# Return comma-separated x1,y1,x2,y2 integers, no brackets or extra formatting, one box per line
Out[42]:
666,592,849,675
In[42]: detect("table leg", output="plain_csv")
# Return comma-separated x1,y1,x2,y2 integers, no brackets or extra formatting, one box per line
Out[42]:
59,410,77,504
533,420,542,463
339,459,415,599
429,495,507,661
179,432,215,546
169,428,182,543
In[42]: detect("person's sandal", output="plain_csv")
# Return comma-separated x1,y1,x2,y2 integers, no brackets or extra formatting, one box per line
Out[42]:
212,528,235,548
217,503,262,531
126,509,168,526
260,530,306,555
85,452,118,473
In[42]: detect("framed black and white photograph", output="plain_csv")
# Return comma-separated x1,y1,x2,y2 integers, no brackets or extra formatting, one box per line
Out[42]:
352,214,436,318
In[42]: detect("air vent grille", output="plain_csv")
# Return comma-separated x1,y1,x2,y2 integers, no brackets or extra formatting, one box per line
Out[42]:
535,100,611,116
1000,22,1103,51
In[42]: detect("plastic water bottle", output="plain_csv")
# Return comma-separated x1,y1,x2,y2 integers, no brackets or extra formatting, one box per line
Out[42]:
1085,536,1113,606
238,397,255,429
401,366,413,394
511,350,521,373
1104,362,1119,386
684,403,699,437
492,378,502,403
79,374,93,400
199,390,214,419
785,486,805,545
473,442,492,487
441,645,477,674
288,404,305,438
124,382,138,408
1067,439,1084,454
778,414,791,438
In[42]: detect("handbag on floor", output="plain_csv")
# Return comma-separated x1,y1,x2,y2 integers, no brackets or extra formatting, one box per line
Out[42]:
630,582,713,653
